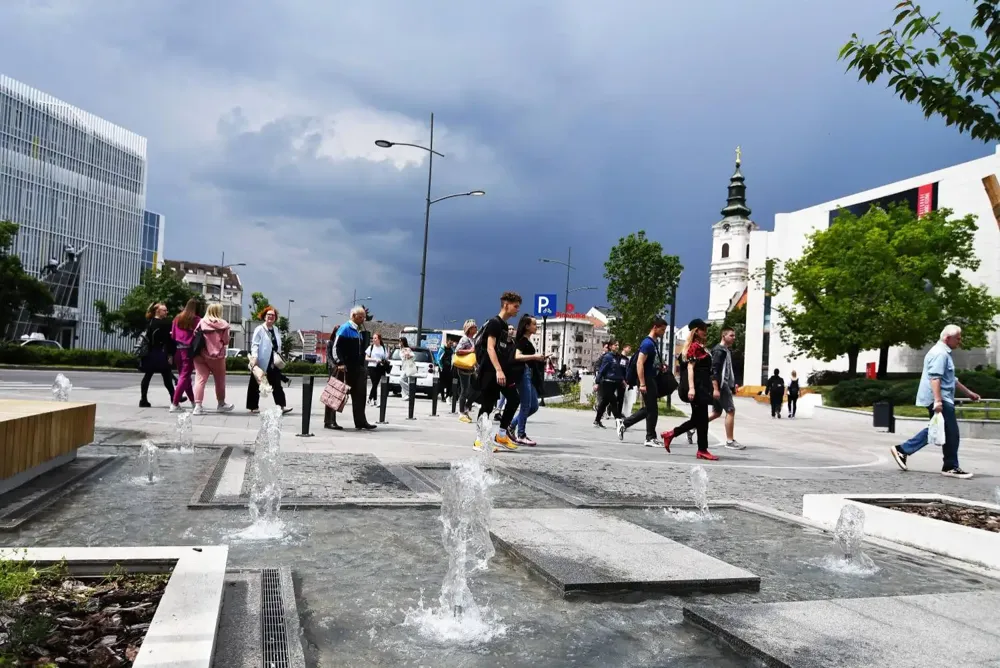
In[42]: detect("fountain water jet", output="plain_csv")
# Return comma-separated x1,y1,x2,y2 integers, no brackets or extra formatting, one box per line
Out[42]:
175,411,193,451
994,486,1000,507
51,373,72,402
690,465,709,515
138,440,159,482
819,504,878,575
230,406,285,540
404,453,505,644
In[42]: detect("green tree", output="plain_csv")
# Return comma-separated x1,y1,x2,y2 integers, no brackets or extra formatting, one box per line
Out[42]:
603,231,683,348
0,220,54,337
840,1,1000,142
249,292,270,319
94,266,198,340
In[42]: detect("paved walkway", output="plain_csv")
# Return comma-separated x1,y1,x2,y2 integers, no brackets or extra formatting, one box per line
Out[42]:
2,371,998,513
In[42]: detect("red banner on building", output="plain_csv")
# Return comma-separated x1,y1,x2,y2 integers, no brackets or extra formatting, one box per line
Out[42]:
917,183,934,218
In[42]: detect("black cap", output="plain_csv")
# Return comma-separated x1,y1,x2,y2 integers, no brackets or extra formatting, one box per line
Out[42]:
688,318,708,330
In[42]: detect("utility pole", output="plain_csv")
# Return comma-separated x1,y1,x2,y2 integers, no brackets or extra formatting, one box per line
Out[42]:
561,246,571,372
666,284,678,409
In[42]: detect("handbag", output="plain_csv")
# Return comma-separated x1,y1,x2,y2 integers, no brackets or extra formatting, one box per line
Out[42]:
273,352,286,370
320,371,351,412
190,328,205,357
453,351,477,371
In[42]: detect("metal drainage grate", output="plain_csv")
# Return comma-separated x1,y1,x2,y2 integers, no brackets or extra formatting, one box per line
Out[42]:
261,567,290,667
197,447,233,503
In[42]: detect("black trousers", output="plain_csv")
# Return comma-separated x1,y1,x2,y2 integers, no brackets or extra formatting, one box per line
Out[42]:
478,381,519,429
623,384,659,440
141,370,175,402
788,394,798,416
595,382,624,421
671,400,710,452
246,365,286,410
368,366,385,402
439,367,452,399
327,366,370,427
770,394,783,417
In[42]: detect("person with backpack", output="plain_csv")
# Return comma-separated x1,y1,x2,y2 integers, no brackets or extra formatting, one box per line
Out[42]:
192,303,235,415
617,316,668,447
594,340,625,430
138,302,177,408
474,291,522,452
765,369,785,418
787,370,800,418
169,298,201,413
659,319,718,459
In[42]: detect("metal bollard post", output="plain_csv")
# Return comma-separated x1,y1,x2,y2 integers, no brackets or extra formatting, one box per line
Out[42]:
378,376,389,424
430,379,439,417
296,376,315,437
451,377,459,413
407,377,417,420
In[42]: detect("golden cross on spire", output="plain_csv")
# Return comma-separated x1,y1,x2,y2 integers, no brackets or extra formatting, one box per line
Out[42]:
735,145,742,166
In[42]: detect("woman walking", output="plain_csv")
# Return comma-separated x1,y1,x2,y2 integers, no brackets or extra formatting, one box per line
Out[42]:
139,302,176,407
455,320,478,423
246,306,290,414
366,332,389,406
398,337,417,401
509,315,547,445
169,298,201,413
660,319,718,460
192,303,235,415
788,371,800,418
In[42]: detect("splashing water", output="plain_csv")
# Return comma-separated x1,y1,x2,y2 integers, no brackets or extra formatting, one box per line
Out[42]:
175,411,193,451
234,406,284,539
404,456,505,644
821,504,877,575
51,373,72,401
138,440,159,482
690,466,709,515
993,486,1000,507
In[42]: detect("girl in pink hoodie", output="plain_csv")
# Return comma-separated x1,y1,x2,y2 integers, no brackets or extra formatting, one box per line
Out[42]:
193,303,235,414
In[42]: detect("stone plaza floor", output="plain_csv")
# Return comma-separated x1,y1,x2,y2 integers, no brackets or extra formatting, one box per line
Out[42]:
2,370,999,666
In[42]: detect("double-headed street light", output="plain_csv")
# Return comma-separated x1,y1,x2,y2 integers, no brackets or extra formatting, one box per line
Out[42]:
376,112,486,342
539,248,600,371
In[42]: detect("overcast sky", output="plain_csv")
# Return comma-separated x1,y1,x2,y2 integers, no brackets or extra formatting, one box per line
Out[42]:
0,1,990,330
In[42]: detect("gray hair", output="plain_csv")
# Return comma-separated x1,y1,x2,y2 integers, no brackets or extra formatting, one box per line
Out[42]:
940,324,962,341
463,319,477,334
350,305,367,318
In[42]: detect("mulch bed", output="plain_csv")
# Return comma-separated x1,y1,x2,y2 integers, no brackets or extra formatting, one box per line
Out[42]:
1,570,168,667
883,502,1000,534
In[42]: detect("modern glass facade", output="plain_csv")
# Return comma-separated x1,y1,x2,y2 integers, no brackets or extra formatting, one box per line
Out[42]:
0,75,148,349
142,210,163,271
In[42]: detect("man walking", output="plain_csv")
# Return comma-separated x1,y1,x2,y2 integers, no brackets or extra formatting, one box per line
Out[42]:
891,325,978,479
331,306,377,431
475,291,522,451
618,317,668,447
765,369,785,418
712,328,744,449
594,340,626,430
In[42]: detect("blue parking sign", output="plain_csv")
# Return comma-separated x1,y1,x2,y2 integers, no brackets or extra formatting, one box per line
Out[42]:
534,293,557,317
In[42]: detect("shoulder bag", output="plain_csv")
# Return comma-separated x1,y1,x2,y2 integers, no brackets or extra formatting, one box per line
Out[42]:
320,369,350,412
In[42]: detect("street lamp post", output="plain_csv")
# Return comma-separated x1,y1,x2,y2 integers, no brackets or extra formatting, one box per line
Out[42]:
666,283,678,409
375,115,485,343
320,314,328,333
287,299,295,324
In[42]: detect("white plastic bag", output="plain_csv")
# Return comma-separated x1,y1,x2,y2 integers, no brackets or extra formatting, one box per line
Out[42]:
927,412,946,446
623,387,638,417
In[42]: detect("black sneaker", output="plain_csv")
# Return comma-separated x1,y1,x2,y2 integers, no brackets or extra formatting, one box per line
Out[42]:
139,399,151,408
942,467,973,479
594,420,606,429
890,446,908,471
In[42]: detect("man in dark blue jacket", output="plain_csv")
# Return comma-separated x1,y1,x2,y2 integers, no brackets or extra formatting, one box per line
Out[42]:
331,306,376,430
594,340,626,429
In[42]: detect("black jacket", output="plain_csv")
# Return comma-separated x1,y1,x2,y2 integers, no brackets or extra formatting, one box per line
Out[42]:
710,344,734,387
765,374,785,397
145,318,175,354
596,351,625,384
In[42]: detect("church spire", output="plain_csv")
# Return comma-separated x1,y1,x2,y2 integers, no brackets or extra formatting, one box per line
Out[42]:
720,146,751,220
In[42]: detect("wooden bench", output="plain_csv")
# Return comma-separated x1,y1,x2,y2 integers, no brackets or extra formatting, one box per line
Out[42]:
0,400,96,495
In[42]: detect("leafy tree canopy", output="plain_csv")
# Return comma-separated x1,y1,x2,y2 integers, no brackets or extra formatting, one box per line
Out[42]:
603,230,682,349
841,0,1000,142
94,266,198,340
0,220,54,337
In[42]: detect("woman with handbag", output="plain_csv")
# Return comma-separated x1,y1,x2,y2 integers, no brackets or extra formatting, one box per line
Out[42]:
192,303,235,415
365,332,389,406
169,298,201,413
246,306,290,414
659,319,718,460
138,302,177,407
453,319,479,423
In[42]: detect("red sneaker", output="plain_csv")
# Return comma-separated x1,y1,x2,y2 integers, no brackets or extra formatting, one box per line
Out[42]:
696,450,718,461
660,430,674,453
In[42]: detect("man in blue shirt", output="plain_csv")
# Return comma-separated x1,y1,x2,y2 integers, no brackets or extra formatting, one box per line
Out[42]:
891,324,980,478
618,316,668,447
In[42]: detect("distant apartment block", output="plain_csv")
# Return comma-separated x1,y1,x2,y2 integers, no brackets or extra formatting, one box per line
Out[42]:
163,259,245,349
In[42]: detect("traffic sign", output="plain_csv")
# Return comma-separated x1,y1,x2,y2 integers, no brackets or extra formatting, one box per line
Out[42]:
534,293,557,317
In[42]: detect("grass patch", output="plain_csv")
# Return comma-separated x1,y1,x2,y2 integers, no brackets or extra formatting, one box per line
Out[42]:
548,399,685,418
850,402,1000,420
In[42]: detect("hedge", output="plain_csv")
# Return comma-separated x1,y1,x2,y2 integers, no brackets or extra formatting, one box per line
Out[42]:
829,371,1000,407
807,370,923,386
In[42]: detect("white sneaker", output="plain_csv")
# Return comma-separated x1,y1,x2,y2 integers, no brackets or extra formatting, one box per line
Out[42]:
192,404,205,416
616,419,625,441
644,438,661,448
169,404,185,413
217,402,235,413
724,440,746,450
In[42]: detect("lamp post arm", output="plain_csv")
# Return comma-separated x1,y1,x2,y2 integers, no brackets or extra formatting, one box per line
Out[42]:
388,142,445,158
430,192,475,205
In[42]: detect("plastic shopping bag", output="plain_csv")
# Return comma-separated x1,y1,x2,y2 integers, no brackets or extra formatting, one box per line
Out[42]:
927,412,946,447
623,387,638,417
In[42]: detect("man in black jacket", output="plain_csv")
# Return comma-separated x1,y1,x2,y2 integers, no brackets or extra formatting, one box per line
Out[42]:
594,341,625,429
765,369,785,419
330,306,377,430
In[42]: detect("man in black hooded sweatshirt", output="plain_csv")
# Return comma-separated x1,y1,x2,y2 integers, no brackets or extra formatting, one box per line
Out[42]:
765,369,785,419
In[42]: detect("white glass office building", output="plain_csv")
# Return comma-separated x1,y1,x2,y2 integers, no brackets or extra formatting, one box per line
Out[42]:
0,74,150,350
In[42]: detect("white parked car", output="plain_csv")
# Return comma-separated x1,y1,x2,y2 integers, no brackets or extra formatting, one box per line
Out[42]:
19,333,62,349
387,347,437,397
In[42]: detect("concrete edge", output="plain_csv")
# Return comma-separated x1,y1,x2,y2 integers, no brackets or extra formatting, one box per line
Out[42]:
681,606,788,668
278,566,308,668
0,545,229,668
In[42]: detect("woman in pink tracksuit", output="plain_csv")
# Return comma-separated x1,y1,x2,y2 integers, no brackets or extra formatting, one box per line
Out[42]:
193,303,235,415
170,298,201,412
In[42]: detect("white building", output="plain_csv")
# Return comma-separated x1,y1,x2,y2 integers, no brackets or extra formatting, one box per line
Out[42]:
163,260,245,349
707,149,759,322
1,75,153,349
529,313,608,371
744,146,1000,386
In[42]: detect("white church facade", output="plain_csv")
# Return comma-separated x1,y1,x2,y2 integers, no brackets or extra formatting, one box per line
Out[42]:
707,148,759,322
741,146,1000,386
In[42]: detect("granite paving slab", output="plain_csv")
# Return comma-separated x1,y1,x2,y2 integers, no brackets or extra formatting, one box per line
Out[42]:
684,590,1000,667
240,453,417,500
490,508,760,597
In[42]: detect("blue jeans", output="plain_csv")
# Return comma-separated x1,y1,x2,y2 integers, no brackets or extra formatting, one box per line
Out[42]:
513,368,539,436
898,402,960,470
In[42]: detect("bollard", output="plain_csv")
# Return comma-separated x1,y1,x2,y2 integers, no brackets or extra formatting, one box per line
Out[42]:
378,375,389,424
451,377,460,413
430,379,439,417
407,377,417,420
296,376,315,437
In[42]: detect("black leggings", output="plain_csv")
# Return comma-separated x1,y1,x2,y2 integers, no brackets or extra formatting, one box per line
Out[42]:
595,382,624,421
368,367,385,402
246,365,287,410
788,394,798,416
671,400,710,452
478,382,519,429
141,370,175,402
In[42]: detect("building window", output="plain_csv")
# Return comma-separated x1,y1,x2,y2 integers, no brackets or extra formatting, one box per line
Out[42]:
746,244,750,259
721,243,730,259
761,260,774,384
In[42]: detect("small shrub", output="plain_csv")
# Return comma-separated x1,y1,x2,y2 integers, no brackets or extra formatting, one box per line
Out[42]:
808,369,922,386
828,379,919,407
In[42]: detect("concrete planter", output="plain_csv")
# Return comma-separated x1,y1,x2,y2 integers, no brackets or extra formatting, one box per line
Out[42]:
802,493,1000,571
0,545,229,668
815,404,1000,439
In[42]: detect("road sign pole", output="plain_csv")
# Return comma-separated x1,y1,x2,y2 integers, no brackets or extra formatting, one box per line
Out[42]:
540,315,547,406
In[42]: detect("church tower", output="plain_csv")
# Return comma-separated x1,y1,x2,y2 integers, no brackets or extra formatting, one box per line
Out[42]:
707,147,758,322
